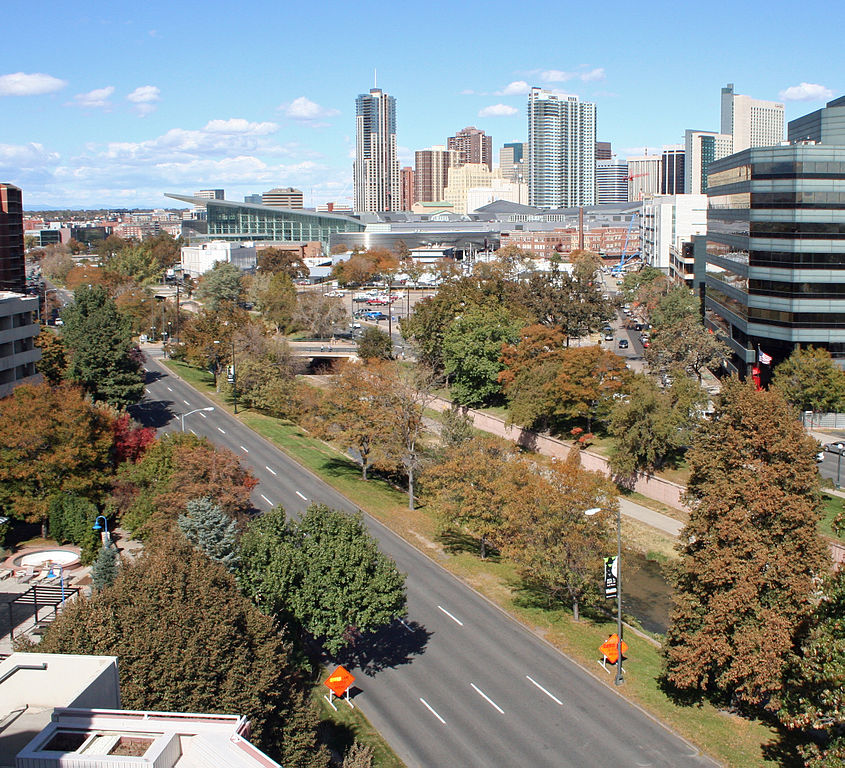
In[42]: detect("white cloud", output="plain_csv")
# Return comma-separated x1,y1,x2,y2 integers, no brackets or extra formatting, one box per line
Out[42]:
283,96,340,121
460,88,476,95
580,68,606,82
478,104,519,117
72,86,115,108
0,72,67,96
0,142,60,167
778,82,835,102
539,67,605,83
203,118,278,135
127,85,161,116
499,80,531,96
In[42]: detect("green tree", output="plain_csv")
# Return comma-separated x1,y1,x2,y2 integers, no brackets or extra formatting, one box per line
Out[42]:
646,315,728,383
664,378,830,708
439,406,475,448
260,271,298,332
195,261,243,311
178,497,240,571
91,545,118,591
239,505,407,655
0,383,113,533
62,284,145,407
256,246,309,279
777,568,845,767
39,535,327,767
48,494,100,561
442,307,521,406
772,346,845,416
34,328,68,384
356,326,393,361
650,285,698,328
619,265,666,304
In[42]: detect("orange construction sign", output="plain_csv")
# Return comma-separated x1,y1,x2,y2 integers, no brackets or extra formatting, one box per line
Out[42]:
324,666,355,697
599,634,629,664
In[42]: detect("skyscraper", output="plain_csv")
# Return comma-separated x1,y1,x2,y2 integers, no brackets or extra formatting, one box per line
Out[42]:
0,183,25,294
661,145,685,194
499,142,527,183
684,130,733,194
595,141,612,160
626,155,662,201
528,88,596,208
354,88,400,213
720,83,784,152
414,145,459,203
400,166,415,210
448,127,493,170
596,160,628,203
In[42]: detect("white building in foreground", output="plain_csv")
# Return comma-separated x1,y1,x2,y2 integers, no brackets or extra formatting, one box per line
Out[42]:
180,241,257,278
641,194,708,273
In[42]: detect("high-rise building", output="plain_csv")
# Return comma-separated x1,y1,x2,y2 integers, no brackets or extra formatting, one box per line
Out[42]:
448,126,492,170
596,160,628,203
354,88,400,213
261,187,304,209
194,189,224,200
414,145,459,203
499,142,527,183
243,194,262,205
684,130,733,194
788,94,845,143
528,88,596,208
641,194,707,274
661,145,685,194
400,166,415,210
720,83,784,153
626,155,662,201
595,141,612,160
0,183,25,293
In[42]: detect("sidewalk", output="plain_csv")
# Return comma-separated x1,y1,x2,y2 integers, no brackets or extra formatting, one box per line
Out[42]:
618,497,683,537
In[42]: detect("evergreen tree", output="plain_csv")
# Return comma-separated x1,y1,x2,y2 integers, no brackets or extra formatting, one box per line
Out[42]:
664,378,830,708
48,494,100,562
178,497,239,570
439,406,475,448
91,545,118,591
62,284,144,407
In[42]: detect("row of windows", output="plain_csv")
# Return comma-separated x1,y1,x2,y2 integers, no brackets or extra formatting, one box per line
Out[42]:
749,279,845,299
752,191,845,207
752,161,845,178
707,245,845,269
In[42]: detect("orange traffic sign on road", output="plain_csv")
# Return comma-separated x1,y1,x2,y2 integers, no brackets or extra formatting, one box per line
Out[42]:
599,635,629,664
324,666,355,697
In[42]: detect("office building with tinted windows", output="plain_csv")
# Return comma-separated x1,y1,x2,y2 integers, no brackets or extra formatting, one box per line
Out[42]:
661,145,685,194
354,88,400,213
700,142,845,374
685,130,733,194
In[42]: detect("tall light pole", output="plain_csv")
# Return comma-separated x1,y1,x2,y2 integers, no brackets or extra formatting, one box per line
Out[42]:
586,506,623,685
231,338,238,414
92,515,111,548
180,406,215,432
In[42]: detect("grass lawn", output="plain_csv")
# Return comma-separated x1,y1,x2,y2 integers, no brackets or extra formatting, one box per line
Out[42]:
820,493,845,541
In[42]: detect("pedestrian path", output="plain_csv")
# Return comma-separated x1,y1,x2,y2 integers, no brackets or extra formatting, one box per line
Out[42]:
618,497,683,537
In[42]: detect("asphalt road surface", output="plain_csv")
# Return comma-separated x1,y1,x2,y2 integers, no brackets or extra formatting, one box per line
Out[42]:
134,352,719,768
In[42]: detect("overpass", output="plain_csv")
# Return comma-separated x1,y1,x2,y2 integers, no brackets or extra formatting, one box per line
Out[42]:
287,341,358,359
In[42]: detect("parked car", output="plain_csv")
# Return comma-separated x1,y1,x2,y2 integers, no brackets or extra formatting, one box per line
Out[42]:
363,311,387,320
817,451,826,462
824,441,845,453
618,339,629,349
604,333,614,341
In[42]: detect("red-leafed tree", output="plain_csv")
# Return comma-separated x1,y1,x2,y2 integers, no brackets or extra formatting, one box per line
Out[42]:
111,412,156,464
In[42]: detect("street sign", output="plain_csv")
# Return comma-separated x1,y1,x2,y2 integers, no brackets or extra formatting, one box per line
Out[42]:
324,666,355,697
599,634,628,665
604,556,618,599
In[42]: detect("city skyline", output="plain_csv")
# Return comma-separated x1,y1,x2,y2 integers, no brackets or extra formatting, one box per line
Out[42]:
1,0,841,209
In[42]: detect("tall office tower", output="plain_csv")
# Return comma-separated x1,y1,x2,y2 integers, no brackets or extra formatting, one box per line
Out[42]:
788,94,845,143
528,87,596,208
684,130,733,194
720,83,784,152
448,126,492,170
595,141,612,160
0,184,25,293
626,155,662,201
400,166,415,210
261,187,304,209
596,160,629,203
499,142,527,183
354,88,400,213
661,145,685,194
414,145,459,203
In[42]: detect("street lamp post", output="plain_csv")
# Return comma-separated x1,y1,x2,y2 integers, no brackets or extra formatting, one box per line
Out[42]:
586,506,624,685
231,338,237,414
92,515,111,548
180,406,215,432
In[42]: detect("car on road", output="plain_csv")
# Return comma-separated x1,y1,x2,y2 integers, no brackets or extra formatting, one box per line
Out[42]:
824,441,845,453
618,339,629,349
604,332,614,341
817,451,826,462
363,311,387,320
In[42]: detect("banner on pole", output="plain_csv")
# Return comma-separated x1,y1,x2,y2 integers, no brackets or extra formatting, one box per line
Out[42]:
604,556,618,599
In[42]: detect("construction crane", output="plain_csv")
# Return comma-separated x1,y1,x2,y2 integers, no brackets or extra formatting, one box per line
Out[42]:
619,211,640,269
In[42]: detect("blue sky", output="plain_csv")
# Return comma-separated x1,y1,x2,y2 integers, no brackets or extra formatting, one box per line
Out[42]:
2,0,842,209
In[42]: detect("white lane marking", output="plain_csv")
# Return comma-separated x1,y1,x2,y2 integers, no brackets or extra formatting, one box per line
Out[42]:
200,412,207,418
398,618,414,633
217,427,226,434
419,698,446,725
145,388,151,395
471,683,504,714
189,429,197,436
526,676,563,706
265,466,277,476
183,399,190,406
240,445,249,453
260,494,273,506
437,605,464,626
296,491,307,501
167,386,173,392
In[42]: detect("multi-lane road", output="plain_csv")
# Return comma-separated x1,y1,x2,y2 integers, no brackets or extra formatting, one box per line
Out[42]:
134,352,718,768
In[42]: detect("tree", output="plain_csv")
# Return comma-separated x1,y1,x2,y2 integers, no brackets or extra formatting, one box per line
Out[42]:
442,307,521,406
239,505,406,655
91,546,118,591
110,412,156,464
178,497,239,571
0,383,113,532
41,246,73,283
439,406,475,449
554,345,629,431
650,285,698,329
294,292,347,339
343,740,374,768
356,326,393,361
501,459,616,621
39,535,327,767
195,261,243,311
772,346,845,417
34,328,67,384
619,265,666,304
48,494,100,560
777,568,845,767
256,246,309,279
663,378,830,708
62,284,145,407
259,271,298,332
646,315,728,383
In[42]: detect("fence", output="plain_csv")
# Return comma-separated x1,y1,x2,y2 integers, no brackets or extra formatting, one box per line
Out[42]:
802,411,845,429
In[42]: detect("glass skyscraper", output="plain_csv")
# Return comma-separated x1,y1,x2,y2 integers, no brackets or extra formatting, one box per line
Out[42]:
354,88,400,213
